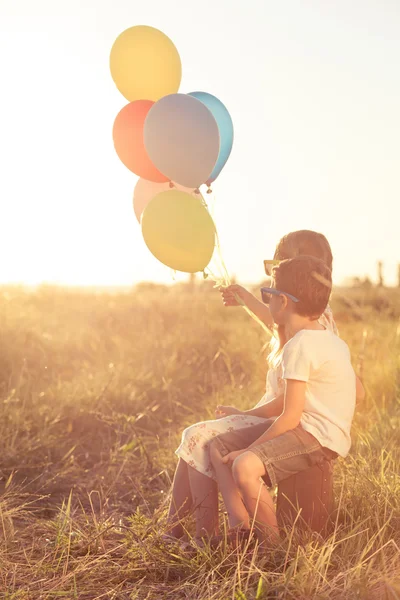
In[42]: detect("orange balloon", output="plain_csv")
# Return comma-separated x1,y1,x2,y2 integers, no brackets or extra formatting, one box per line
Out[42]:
113,101,168,183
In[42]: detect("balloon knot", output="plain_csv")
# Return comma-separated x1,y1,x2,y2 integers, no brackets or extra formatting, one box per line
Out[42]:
194,188,200,194
203,271,209,280
169,181,174,188
206,187,213,195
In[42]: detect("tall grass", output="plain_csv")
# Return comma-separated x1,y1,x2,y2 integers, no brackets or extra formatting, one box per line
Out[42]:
0,284,399,599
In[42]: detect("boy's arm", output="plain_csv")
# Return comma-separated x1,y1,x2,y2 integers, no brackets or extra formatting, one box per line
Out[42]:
220,285,274,328
221,381,305,464
247,380,305,448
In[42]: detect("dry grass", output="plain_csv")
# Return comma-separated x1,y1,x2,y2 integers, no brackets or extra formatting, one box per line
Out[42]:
0,283,399,599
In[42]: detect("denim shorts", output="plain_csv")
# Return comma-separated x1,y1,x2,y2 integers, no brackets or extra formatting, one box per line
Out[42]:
213,418,338,488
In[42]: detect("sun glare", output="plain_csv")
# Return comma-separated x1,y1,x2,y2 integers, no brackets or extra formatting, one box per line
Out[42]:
0,1,399,286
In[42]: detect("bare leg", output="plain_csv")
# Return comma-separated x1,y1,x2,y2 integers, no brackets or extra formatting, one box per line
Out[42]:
187,465,219,538
210,442,250,529
166,458,193,538
232,452,280,544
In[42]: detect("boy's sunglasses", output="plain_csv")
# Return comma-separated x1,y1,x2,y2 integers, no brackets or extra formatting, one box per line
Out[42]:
263,259,281,276
260,287,299,305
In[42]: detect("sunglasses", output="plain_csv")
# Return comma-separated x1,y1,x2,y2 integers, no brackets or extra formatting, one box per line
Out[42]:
263,259,281,276
260,287,299,305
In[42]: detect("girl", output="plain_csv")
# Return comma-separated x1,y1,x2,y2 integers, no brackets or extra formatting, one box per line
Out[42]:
165,231,362,543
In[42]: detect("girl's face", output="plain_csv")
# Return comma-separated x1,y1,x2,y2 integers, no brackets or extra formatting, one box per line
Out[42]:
264,259,281,277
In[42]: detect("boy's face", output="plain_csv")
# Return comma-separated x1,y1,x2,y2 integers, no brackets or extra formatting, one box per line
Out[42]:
268,279,289,325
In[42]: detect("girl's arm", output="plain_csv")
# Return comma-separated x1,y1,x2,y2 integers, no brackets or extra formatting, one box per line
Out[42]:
220,285,274,328
243,394,284,418
216,394,284,419
356,376,365,403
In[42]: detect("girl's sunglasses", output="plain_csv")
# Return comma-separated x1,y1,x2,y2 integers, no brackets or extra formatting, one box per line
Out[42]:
260,287,299,305
263,259,281,276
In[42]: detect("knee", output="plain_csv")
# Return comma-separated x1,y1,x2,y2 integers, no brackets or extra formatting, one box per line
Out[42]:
232,452,263,489
209,439,222,467
180,423,197,445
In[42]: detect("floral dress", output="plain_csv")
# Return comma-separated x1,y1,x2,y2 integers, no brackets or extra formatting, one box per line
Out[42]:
175,306,338,480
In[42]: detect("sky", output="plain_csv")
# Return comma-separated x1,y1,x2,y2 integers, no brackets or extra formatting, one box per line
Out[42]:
0,0,399,286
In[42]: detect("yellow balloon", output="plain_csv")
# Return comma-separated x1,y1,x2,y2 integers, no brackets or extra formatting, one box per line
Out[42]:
141,190,216,273
110,26,182,102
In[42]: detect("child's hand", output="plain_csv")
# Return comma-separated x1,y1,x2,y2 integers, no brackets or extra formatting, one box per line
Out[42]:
219,284,251,307
215,405,243,418
222,450,246,465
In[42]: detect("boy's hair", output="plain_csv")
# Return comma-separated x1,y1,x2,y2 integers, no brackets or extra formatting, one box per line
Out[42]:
274,230,333,272
272,255,332,320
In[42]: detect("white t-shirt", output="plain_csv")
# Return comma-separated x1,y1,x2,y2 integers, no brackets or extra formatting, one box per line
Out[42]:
282,329,356,458
255,305,338,407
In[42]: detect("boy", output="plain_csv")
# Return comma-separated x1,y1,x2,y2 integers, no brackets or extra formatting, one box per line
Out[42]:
209,255,356,545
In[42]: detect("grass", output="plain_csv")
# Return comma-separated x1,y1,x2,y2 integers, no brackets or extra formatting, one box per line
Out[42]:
0,282,399,599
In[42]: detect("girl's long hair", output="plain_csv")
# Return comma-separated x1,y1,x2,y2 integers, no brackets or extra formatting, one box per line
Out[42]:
267,230,333,368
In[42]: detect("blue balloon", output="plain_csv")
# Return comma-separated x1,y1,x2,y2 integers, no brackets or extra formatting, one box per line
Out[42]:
189,92,234,185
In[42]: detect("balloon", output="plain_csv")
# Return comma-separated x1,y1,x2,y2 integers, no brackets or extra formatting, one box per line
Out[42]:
113,101,168,182
144,94,220,189
110,26,182,102
189,92,234,185
141,190,215,273
133,179,196,222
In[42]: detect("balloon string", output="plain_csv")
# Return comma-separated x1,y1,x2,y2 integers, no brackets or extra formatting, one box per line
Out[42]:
206,188,217,219
205,220,272,337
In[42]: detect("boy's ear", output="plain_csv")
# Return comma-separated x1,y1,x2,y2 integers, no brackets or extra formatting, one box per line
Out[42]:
279,294,288,311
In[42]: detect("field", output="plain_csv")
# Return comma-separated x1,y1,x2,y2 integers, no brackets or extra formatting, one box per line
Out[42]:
0,282,399,599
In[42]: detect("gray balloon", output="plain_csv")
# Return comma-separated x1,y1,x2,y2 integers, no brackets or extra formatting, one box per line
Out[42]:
144,93,220,189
